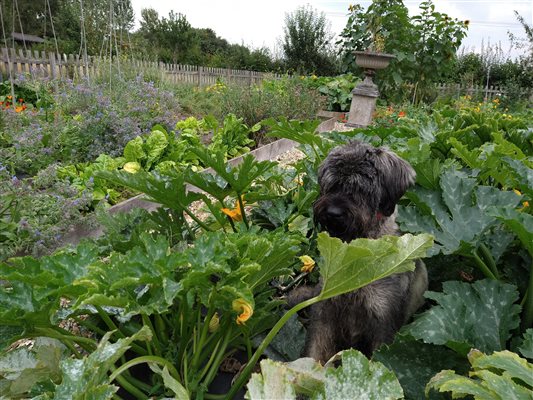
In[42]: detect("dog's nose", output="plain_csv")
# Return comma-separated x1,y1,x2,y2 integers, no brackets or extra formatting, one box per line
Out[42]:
326,205,344,219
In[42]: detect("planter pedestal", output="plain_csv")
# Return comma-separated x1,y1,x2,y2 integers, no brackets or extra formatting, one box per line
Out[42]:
345,73,379,128
346,51,395,128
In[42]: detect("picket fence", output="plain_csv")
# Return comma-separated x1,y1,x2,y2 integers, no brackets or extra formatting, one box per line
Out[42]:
1,47,530,100
0,47,279,86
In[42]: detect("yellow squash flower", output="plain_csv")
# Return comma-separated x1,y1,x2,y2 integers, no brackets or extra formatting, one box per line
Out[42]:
513,189,530,211
299,255,316,273
221,198,245,222
232,298,253,325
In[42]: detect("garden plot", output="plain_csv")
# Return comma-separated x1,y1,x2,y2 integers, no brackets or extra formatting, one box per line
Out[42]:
1,97,532,399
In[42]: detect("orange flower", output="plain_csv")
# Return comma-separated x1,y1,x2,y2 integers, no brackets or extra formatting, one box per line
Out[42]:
18,98,23,103
398,111,406,118
6,95,12,100
221,198,245,222
15,106,24,113
232,298,253,325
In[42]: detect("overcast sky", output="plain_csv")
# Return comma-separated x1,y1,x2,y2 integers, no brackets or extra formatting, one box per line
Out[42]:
130,1,533,59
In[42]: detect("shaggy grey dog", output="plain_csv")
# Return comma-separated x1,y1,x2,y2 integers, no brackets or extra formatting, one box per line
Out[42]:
289,140,428,362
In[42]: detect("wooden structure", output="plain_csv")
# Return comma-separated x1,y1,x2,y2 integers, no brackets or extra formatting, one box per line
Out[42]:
0,47,279,86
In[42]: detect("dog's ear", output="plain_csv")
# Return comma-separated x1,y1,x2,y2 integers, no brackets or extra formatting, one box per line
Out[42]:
375,149,416,216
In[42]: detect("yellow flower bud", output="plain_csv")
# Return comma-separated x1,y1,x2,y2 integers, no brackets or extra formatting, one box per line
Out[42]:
299,255,316,273
208,312,220,333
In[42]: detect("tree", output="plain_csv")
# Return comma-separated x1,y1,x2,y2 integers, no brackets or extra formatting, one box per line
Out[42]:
281,5,338,75
53,0,134,55
338,0,468,102
138,9,199,63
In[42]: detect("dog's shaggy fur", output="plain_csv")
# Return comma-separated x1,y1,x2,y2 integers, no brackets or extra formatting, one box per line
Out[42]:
288,141,428,362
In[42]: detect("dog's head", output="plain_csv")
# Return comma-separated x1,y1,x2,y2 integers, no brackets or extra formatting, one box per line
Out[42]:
313,141,415,241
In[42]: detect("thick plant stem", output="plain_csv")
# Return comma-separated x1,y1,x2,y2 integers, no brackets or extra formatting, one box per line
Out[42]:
202,327,233,392
191,305,215,371
237,193,249,230
472,252,497,280
33,327,96,351
478,244,499,280
114,374,146,399
224,297,319,400
522,263,533,330
109,355,181,383
142,313,162,356
94,306,148,355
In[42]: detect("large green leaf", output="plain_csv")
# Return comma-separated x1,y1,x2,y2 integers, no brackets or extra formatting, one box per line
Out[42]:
317,232,433,301
0,245,99,338
318,349,403,400
246,359,298,400
448,133,531,189
77,234,185,320
184,169,232,203
123,136,146,162
263,117,322,149
191,148,276,194
0,338,65,398
246,350,402,400
502,156,533,199
518,329,533,360
426,349,533,400
94,170,201,212
53,326,152,400
406,279,521,354
374,335,468,400
488,207,533,257
398,167,521,256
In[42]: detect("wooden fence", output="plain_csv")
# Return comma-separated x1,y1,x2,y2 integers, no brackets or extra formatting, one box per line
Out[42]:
0,47,279,86
434,83,506,101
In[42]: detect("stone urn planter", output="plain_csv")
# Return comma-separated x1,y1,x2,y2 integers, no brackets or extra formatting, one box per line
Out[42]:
346,51,396,128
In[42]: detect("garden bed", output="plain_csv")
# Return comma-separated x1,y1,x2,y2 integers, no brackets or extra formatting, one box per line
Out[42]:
1,88,532,400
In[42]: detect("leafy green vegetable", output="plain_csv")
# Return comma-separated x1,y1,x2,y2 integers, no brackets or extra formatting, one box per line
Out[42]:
144,128,168,169
398,167,521,256
406,279,521,354
426,349,533,400
123,136,145,163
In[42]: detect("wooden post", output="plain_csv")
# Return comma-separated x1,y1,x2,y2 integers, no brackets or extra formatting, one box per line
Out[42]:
198,65,203,86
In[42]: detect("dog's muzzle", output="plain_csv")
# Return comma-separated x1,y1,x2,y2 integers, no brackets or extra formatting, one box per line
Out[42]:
313,195,371,241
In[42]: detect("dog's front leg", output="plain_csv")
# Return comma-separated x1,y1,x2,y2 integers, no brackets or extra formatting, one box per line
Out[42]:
305,304,338,363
